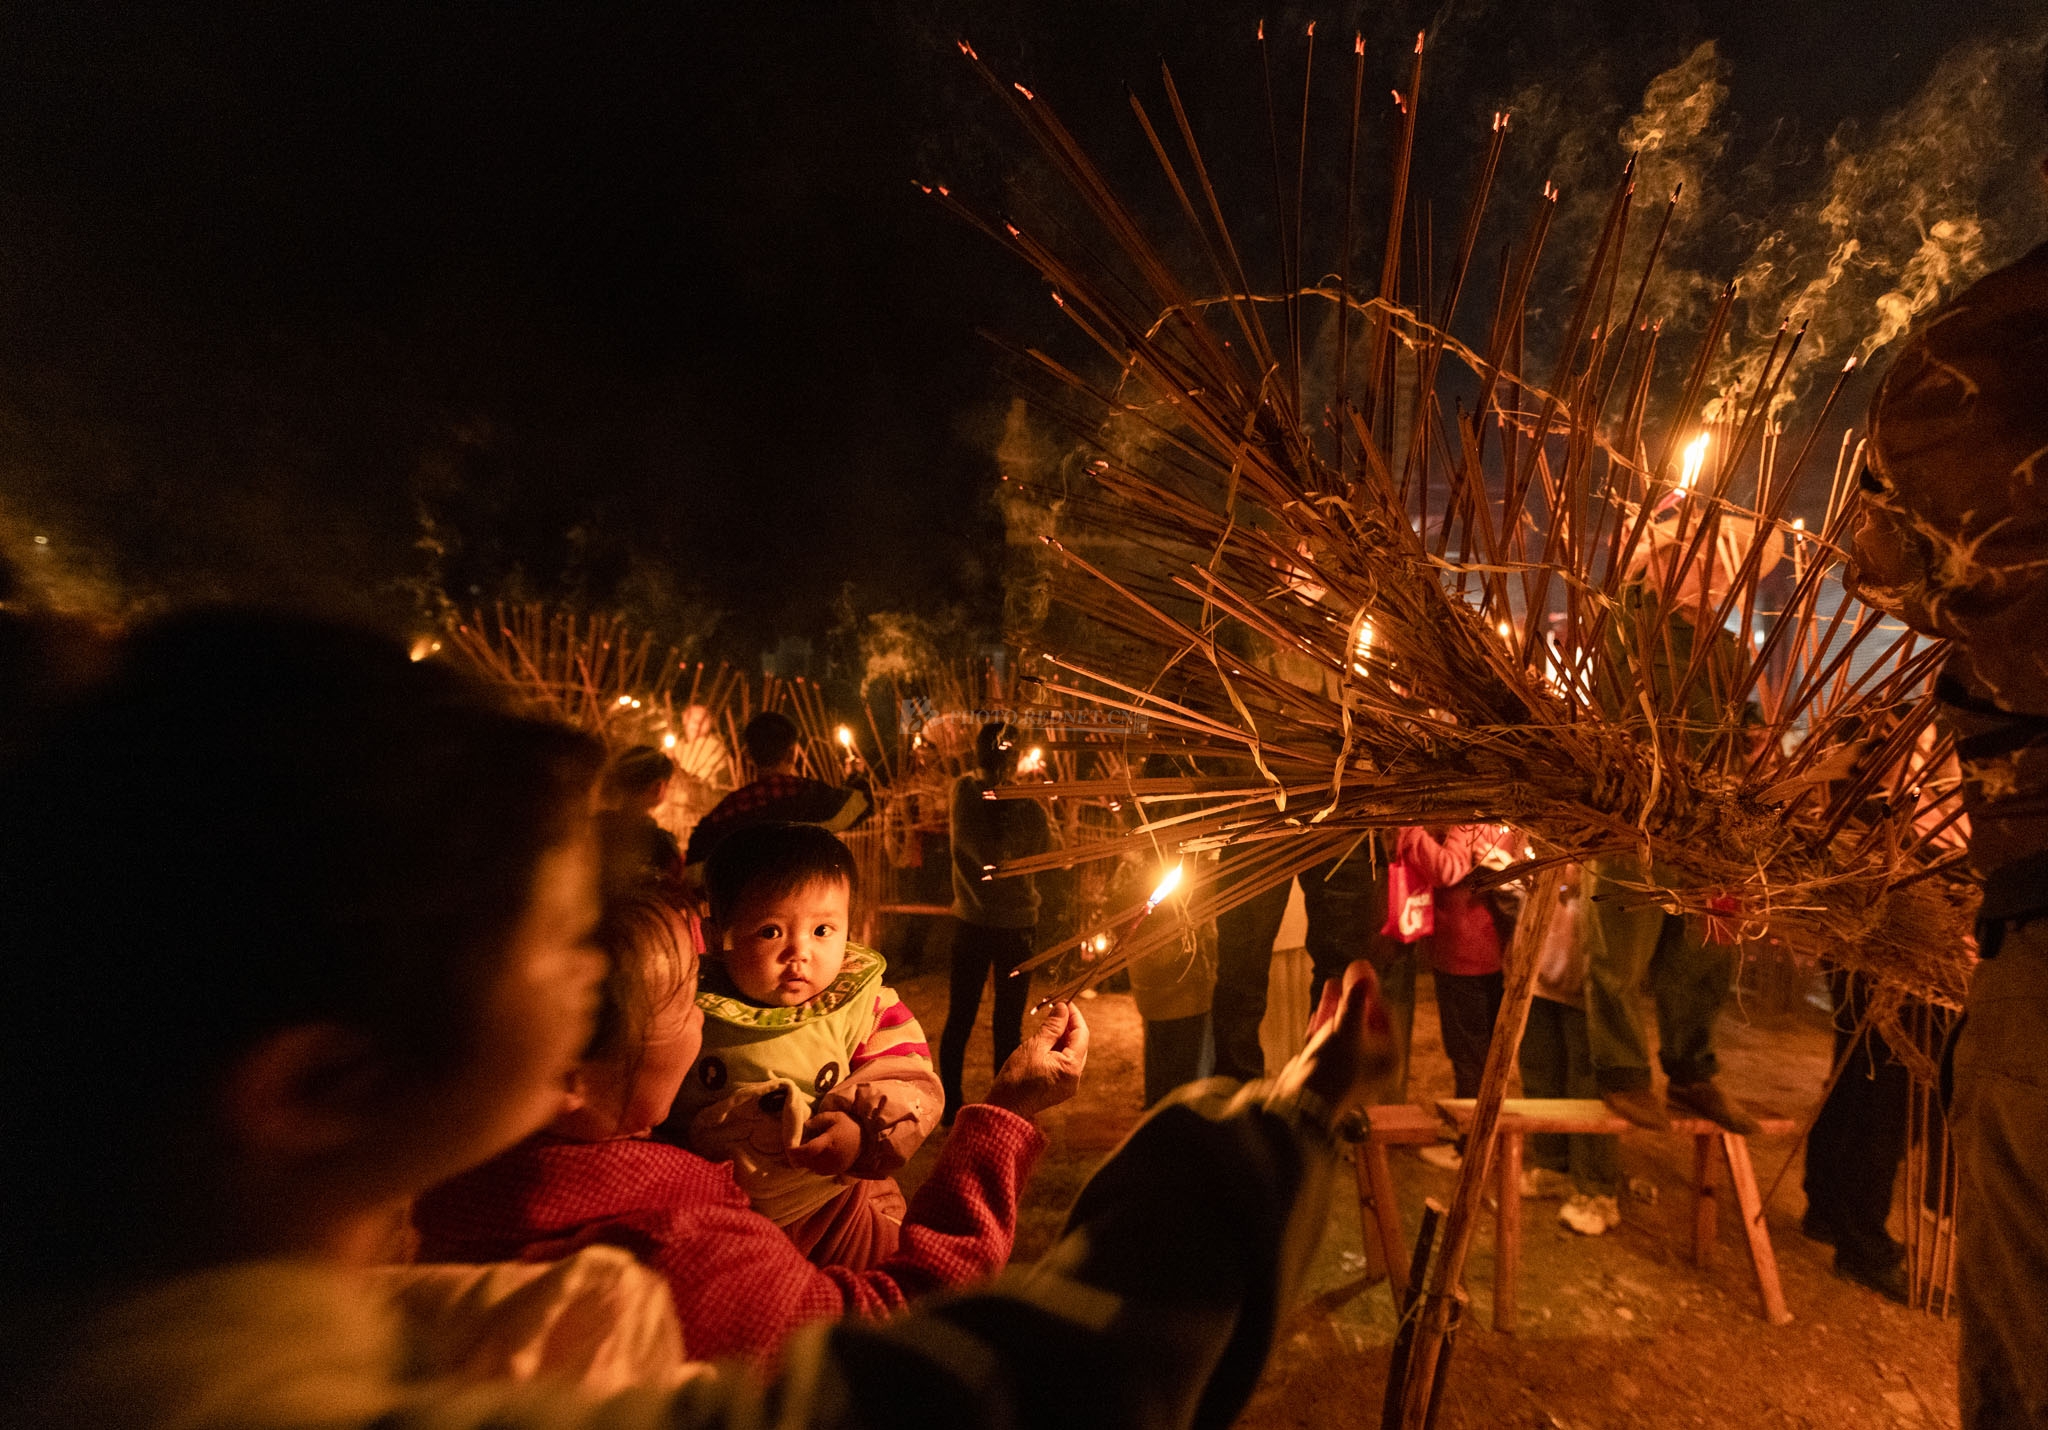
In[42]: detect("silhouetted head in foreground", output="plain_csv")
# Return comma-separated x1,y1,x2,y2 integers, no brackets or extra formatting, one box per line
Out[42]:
0,608,607,1293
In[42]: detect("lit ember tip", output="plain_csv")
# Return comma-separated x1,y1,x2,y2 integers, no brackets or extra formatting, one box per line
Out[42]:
835,724,855,749
1013,82,1035,100
1145,863,1185,910
1354,33,1364,54
1679,432,1710,493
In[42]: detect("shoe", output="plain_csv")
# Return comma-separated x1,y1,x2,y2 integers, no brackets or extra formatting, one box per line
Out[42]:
1559,1193,1621,1236
1601,1086,1671,1132
1667,1080,1763,1135
1800,1207,1839,1246
1417,1143,1464,1171
1836,1254,1910,1306
1520,1167,1577,1199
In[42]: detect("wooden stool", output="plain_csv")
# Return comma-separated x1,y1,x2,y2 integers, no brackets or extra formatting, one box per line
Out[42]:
1436,1097,1798,1332
1354,1103,1447,1300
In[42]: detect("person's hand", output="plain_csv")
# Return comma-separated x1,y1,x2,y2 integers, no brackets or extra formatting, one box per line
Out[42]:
982,1002,1089,1120
1282,960,1396,1123
789,1110,863,1175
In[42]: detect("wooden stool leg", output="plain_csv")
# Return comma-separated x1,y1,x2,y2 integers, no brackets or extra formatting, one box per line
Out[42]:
1352,1141,1390,1285
1721,1132,1793,1325
1363,1140,1408,1302
1692,1132,1718,1269
1495,1132,1522,1334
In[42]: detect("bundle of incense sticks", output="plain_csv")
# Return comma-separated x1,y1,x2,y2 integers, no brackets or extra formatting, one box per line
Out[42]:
928,29,1973,1036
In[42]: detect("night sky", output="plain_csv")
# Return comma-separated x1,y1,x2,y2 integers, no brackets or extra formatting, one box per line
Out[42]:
0,2,2038,656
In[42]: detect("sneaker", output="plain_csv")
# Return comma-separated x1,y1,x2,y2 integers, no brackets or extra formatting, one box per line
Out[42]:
1667,1080,1762,1135
1601,1086,1671,1132
1520,1167,1577,1199
1417,1143,1464,1171
1560,1193,1622,1236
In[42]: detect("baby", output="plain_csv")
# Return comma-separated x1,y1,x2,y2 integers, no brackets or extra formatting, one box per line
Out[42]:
661,821,941,1269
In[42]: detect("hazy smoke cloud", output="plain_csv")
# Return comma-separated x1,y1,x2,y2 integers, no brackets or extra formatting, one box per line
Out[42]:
1715,30,2047,413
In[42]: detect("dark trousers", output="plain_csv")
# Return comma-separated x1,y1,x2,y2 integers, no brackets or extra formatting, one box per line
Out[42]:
1955,919,2048,1429
1519,996,1621,1194
938,919,1034,1111
1211,849,1412,1095
1803,968,1908,1276
1143,1013,1214,1108
1433,969,1504,1099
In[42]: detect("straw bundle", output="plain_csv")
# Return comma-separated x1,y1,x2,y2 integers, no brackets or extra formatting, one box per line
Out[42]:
929,34,1975,1024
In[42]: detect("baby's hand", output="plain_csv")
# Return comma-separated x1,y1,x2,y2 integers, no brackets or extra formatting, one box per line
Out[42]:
788,1110,862,1176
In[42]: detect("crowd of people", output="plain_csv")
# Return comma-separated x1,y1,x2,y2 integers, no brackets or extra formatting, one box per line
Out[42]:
0,611,1396,1430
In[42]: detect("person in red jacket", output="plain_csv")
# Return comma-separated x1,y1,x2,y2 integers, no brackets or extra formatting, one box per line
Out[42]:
414,884,1084,1365
1395,825,1520,1169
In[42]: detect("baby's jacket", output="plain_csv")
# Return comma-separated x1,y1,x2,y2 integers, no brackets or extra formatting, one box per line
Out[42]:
665,944,941,1226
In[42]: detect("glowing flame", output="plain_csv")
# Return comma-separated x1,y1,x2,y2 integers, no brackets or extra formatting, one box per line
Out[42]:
1351,616,1375,676
1497,619,1514,643
1017,745,1045,775
1145,863,1185,911
1092,934,1110,954
407,637,441,663
1678,432,1710,493
662,733,678,750
835,725,855,749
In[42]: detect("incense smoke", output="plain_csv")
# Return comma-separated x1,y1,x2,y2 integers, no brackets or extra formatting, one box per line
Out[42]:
1486,25,2046,421
1716,30,2047,414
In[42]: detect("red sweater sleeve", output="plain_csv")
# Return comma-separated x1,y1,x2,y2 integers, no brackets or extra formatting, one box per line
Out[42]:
1395,824,1476,888
654,1103,1045,1363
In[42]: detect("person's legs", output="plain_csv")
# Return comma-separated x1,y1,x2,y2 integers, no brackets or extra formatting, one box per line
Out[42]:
1143,1013,1214,1107
1645,900,1758,1133
1804,970,1909,1285
988,925,1036,1075
1953,921,2048,1429
938,918,997,1113
1519,997,1573,1175
1582,856,1662,1095
787,1177,908,1271
1303,851,1414,1099
1211,864,1291,1082
1558,1003,1620,1194
1646,909,1735,1088
1433,969,1504,1100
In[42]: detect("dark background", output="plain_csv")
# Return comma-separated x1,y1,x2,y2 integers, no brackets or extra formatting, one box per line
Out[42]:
0,2,2039,658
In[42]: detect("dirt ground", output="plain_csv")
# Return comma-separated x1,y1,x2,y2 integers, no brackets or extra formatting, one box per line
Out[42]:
892,950,1961,1430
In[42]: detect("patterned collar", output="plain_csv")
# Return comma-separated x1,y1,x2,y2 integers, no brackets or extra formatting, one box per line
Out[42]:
696,943,885,1029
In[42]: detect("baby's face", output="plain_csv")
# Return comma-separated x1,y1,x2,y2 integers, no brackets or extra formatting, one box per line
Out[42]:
722,876,849,1006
